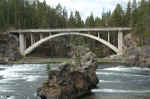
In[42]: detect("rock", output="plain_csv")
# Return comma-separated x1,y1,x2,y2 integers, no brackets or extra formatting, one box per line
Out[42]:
124,34,150,66
138,46,150,66
0,58,8,64
125,45,150,66
124,34,137,48
123,33,137,54
37,46,98,99
0,33,21,62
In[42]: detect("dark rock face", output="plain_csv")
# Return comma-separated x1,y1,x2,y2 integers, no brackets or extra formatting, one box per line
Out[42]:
37,46,98,99
0,33,21,63
124,34,150,66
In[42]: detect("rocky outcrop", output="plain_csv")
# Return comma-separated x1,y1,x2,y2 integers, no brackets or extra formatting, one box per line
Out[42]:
124,34,150,66
37,46,98,99
0,33,21,63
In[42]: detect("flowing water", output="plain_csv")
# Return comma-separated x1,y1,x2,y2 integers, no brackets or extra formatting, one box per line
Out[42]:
0,63,150,99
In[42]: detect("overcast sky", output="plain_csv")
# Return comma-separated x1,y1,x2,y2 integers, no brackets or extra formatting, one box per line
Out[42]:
39,0,137,20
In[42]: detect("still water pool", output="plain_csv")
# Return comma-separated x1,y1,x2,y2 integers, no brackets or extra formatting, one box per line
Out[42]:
0,63,150,99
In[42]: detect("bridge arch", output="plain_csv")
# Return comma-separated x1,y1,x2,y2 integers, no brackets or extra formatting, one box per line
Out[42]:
24,32,119,56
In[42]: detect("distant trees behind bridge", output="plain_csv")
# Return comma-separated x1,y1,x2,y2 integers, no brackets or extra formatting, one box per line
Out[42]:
0,0,150,57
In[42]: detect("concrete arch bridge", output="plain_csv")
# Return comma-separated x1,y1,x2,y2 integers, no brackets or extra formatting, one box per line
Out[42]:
9,28,131,56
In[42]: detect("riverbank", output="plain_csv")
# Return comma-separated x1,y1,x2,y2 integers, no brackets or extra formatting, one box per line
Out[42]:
8,56,125,64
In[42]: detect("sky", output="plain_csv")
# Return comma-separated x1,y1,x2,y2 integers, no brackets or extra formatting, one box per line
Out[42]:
39,0,137,20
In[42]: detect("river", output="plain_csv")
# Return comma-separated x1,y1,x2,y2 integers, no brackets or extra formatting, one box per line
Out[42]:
0,63,150,99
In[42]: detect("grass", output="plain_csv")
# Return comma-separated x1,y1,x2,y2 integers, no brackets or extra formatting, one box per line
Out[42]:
12,57,125,64
97,58,124,63
13,57,72,64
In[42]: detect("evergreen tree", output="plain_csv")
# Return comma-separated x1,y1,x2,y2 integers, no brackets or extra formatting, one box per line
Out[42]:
111,4,124,27
74,11,83,27
24,1,33,28
39,0,49,28
135,0,150,45
31,2,39,28
56,4,62,16
55,4,66,28
101,11,111,27
62,8,68,27
85,13,95,27
1,0,150,48
0,0,6,29
69,12,76,28
125,1,132,26
131,0,137,27
95,17,102,27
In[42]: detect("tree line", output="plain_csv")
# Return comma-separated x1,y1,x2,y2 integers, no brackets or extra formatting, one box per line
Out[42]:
0,0,150,57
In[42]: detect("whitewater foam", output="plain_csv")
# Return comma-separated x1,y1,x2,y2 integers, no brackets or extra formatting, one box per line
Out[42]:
92,89,150,94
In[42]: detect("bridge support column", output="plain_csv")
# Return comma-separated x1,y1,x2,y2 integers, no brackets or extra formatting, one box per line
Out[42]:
31,33,35,45
24,36,26,49
19,33,25,56
98,32,100,38
118,31,123,55
40,33,44,40
108,32,110,42
49,32,52,36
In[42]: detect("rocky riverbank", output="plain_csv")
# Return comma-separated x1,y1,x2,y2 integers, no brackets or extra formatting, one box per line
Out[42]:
37,46,99,99
124,34,150,67
0,33,21,63
125,46,150,67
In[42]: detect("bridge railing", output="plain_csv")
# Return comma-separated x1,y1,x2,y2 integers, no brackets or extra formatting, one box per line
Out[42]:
8,27,132,33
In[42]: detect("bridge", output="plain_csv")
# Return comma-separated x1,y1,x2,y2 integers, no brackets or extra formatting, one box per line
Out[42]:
8,28,131,56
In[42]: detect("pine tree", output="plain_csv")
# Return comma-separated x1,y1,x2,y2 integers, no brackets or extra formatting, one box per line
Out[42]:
95,17,102,27
135,0,150,45
85,13,95,27
62,8,68,27
111,4,124,27
131,0,137,27
69,12,76,28
101,11,111,27
125,1,132,26
74,11,83,27
0,0,6,29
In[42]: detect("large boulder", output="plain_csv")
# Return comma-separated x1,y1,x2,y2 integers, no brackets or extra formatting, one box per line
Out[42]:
0,33,21,63
37,46,98,99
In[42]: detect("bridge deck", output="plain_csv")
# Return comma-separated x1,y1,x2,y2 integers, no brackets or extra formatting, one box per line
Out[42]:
8,27,131,33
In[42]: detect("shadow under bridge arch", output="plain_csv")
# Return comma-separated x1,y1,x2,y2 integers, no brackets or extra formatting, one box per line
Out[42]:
24,32,119,56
